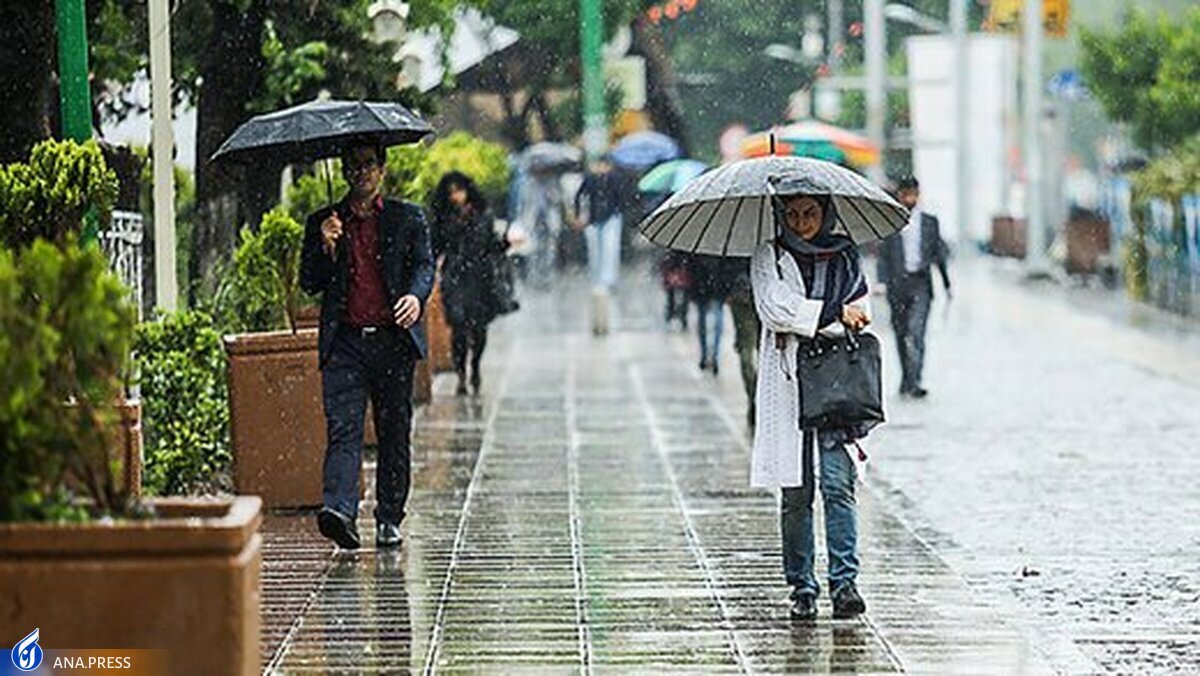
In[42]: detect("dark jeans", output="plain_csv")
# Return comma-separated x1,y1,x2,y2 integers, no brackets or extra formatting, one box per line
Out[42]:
729,296,760,414
781,433,859,598
322,326,417,525
887,271,933,392
695,298,725,365
450,322,488,376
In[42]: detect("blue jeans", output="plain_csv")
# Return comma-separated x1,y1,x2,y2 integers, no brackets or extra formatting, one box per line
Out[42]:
696,298,724,365
322,327,417,524
781,434,859,598
584,214,622,290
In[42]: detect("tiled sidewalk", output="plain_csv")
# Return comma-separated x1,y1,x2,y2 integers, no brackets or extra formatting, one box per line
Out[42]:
258,270,1047,674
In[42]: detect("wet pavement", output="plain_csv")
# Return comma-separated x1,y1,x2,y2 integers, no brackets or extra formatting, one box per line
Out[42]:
258,260,1059,674
856,258,1200,673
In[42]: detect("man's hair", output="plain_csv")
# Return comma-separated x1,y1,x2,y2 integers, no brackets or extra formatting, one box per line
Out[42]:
894,175,920,191
341,142,387,166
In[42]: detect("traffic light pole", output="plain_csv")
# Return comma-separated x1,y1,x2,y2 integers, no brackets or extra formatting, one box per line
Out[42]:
55,0,91,142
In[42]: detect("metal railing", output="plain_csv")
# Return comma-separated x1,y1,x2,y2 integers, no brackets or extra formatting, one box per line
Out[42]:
100,210,145,319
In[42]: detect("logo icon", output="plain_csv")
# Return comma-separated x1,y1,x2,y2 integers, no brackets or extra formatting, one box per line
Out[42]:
11,628,43,672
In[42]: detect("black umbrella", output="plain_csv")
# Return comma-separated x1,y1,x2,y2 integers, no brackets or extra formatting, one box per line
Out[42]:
638,156,907,257
211,99,434,201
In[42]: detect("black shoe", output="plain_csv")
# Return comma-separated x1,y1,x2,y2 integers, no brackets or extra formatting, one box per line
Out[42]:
909,387,928,399
375,522,402,548
711,361,719,376
790,592,818,621
832,583,866,619
317,507,361,550
699,358,709,372
470,370,481,394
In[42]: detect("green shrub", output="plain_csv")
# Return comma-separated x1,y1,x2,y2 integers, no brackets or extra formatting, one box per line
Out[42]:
135,310,230,495
214,207,306,333
0,139,118,249
391,131,511,206
286,133,512,218
0,239,136,521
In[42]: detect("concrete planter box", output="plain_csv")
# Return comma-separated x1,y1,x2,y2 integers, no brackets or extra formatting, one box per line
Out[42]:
1065,214,1111,275
990,216,1026,259
0,496,262,675
225,330,327,508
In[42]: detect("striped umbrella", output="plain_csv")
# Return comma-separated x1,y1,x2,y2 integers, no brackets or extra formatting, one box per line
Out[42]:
638,156,907,257
740,120,880,167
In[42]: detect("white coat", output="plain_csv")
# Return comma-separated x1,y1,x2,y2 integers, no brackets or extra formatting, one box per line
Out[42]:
749,241,871,488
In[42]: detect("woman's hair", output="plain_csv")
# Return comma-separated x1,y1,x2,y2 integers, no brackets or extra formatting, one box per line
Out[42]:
431,171,488,221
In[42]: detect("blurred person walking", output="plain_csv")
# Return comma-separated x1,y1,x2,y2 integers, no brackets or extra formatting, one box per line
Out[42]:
573,156,625,335
727,259,761,426
431,171,517,396
876,176,951,398
687,254,737,375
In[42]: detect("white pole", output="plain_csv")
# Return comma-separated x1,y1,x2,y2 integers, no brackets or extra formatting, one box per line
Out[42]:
1023,0,1048,275
951,0,969,244
149,0,177,311
865,0,887,184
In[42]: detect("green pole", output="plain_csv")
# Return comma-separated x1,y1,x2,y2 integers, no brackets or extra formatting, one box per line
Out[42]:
56,0,92,142
579,0,607,160
56,0,97,243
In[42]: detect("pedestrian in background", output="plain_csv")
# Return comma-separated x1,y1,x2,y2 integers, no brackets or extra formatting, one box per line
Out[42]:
750,193,871,621
727,259,760,426
687,254,736,375
573,156,625,335
431,171,514,396
659,250,691,331
300,143,435,551
877,176,951,398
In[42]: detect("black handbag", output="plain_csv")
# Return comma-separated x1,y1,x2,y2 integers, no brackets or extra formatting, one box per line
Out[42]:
796,330,885,431
487,225,520,316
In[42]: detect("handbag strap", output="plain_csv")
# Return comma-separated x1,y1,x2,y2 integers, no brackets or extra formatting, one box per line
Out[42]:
802,429,815,495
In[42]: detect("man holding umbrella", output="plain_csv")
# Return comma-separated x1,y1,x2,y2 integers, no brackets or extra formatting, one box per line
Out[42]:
213,100,435,550
300,142,434,550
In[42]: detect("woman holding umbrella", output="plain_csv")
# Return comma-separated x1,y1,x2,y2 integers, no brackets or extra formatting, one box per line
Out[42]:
638,155,906,621
431,172,514,396
751,192,871,621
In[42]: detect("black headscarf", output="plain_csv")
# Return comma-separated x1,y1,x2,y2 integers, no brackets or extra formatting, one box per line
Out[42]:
773,194,867,319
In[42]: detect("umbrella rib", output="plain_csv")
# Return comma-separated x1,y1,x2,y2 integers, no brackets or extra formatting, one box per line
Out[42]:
844,196,884,241
863,196,901,238
720,196,747,256
666,202,706,249
690,199,725,254
644,211,673,241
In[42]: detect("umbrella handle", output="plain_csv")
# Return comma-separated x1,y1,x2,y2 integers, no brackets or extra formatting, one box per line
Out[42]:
325,159,334,206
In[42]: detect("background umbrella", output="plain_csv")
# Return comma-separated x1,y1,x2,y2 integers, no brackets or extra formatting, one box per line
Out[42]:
740,121,879,167
638,156,907,257
211,99,433,201
609,130,682,171
637,159,709,194
520,142,583,173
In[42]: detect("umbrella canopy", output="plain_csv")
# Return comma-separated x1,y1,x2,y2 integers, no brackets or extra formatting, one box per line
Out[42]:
637,159,709,194
638,156,907,257
609,131,682,171
520,142,582,173
210,99,433,165
740,121,880,167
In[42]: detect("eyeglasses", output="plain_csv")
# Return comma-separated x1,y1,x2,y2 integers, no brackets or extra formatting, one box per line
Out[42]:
343,161,381,175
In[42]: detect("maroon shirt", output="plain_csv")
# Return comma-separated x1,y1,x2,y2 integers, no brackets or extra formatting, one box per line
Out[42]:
343,197,392,327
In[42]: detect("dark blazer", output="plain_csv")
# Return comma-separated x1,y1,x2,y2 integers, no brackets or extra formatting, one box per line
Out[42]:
877,212,951,292
300,197,435,367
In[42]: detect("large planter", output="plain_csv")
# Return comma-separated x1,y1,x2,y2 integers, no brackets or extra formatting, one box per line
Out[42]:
113,399,143,497
990,216,1027,259
0,496,262,675
225,330,327,508
1065,213,1111,275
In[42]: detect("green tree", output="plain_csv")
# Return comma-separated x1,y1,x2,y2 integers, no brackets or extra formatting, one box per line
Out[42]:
1081,8,1200,152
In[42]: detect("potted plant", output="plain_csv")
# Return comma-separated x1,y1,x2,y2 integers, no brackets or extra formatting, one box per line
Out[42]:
216,208,330,508
0,139,143,494
0,239,261,674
